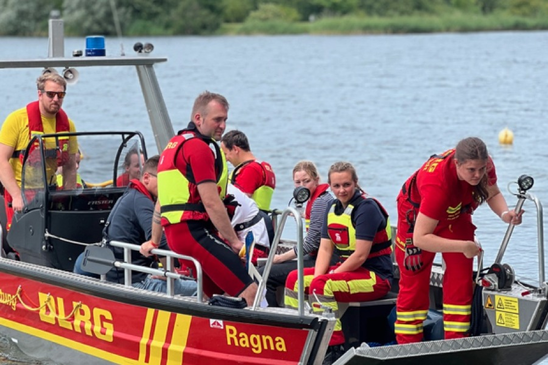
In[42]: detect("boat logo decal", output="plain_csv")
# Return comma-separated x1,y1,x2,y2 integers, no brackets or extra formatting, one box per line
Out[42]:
210,319,224,329
0,288,18,311
38,292,114,342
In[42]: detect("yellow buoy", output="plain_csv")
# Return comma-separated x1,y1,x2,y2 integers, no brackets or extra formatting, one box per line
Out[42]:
498,127,514,145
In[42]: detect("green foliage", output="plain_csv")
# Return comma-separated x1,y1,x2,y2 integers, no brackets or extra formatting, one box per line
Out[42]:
477,0,507,14
255,0,324,20
223,0,255,22
304,12,548,34
247,3,300,22
356,0,450,16
0,0,55,35
63,0,131,36
508,0,548,16
310,0,360,15
0,0,547,36
126,19,170,36
451,0,480,12
237,20,308,34
170,0,223,35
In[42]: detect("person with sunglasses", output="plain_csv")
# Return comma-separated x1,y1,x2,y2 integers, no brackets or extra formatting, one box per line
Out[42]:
0,72,78,231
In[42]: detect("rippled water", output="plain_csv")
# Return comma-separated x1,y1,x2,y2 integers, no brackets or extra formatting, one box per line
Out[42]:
1,31,548,363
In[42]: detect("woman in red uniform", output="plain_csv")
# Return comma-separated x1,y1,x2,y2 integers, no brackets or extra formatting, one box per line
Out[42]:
285,161,393,363
394,137,523,344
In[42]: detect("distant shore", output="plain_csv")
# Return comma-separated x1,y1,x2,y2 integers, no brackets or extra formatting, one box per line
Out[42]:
1,14,547,38
218,14,548,36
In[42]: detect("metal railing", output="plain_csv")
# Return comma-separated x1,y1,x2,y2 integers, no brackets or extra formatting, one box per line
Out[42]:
495,191,545,288
252,207,306,314
107,240,204,303
103,206,307,312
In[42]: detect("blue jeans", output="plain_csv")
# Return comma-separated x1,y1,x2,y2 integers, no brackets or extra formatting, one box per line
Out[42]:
73,251,100,278
133,275,198,296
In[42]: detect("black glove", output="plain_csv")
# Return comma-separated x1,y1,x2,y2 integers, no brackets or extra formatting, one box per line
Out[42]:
404,238,423,272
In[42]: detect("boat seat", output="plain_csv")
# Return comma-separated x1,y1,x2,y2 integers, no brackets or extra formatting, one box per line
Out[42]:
340,291,398,347
347,291,398,307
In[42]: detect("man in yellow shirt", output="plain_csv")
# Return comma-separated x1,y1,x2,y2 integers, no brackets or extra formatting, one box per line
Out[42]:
0,72,78,230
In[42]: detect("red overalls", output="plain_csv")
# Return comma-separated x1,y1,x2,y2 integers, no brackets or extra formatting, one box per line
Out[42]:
394,150,495,343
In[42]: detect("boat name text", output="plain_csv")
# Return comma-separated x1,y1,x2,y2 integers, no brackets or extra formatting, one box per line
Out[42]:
225,325,287,354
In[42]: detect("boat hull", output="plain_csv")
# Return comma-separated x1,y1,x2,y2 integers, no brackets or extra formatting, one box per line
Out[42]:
0,259,329,365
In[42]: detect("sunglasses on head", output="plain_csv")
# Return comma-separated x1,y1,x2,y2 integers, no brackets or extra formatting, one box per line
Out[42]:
41,90,66,99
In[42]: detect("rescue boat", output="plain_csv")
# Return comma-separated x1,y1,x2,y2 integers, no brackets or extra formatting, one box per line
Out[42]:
0,17,547,365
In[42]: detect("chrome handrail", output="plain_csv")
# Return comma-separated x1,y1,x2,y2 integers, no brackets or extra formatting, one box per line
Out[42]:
495,192,545,288
252,207,305,314
108,240,204,303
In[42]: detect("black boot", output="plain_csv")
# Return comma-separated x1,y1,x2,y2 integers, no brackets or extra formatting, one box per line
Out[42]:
322,344,345,365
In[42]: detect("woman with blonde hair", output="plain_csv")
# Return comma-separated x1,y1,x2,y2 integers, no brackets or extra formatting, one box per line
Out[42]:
285,161,393,364
262,160,334,307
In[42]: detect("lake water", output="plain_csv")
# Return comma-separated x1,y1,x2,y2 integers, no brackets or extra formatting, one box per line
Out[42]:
1,31,548,363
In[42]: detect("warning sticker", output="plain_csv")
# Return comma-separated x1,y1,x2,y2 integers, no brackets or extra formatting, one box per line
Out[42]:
495,295,519,314
496,311,520,330
485,295,494,309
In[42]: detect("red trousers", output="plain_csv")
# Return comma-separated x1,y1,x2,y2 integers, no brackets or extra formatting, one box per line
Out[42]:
164,220,254,298
285,265,390,346
394,234,474,344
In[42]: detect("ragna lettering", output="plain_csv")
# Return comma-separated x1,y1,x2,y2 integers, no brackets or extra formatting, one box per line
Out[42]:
226,325,286,354
38,292,114,342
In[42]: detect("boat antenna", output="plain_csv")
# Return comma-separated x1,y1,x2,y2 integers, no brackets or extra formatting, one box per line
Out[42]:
108,0,125,56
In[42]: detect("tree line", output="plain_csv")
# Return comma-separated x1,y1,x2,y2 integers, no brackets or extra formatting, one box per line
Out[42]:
1,0,547,36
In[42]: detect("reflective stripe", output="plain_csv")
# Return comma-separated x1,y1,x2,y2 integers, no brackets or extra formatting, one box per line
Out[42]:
444,320,470,332
443,303,471,315
348,272,376,294
395,236,407,251
396,310,428,322
284,273,314,310
394,322,424,335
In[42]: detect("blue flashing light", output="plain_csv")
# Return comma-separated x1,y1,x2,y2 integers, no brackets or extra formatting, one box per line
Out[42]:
85,36,106,57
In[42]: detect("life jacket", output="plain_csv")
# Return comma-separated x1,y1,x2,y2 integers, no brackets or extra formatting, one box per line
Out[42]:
11,101,70,167
230,160,275,211
327,193,392,262
56,173,85,189
158,129,228,225
304,183,329,231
